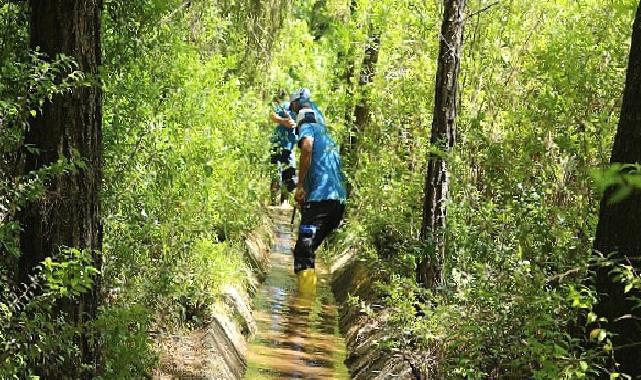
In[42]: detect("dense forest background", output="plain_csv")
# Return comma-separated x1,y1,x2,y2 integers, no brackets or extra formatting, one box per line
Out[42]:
1,0,640,378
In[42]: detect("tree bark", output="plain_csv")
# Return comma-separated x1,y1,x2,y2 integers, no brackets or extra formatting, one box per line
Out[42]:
349,29,380,153
20,0,102,376
417,0,465,288
593,3,641,377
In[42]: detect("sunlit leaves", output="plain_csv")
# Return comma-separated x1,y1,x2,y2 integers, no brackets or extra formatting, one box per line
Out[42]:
592,163,641,204
42,248,99,297
101,0,273,334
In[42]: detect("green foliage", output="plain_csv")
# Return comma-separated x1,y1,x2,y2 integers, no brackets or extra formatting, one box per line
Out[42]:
101,0,270,320
98,0,283,374
592,163,641,204
1,47,86,265
94,305,157,379
0,249,98,379
170,238,245,323
0,6,98,375
1,0,638,376
312,0,637,377
42,248,100,297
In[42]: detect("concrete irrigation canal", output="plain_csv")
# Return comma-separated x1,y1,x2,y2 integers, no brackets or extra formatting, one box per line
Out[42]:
245,206,349,379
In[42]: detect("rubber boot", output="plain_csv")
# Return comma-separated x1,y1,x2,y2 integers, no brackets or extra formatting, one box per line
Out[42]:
296,268,317,301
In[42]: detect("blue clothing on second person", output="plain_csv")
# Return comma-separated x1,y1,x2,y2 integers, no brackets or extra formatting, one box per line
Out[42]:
271,125,297,153
298,110,346,202
271,101,297,165
275,101,295,121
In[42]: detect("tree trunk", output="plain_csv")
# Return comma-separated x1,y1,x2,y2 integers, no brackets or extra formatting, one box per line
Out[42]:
593,3,641,377
349,29,380,153
20,0,102,376
417,0,466,288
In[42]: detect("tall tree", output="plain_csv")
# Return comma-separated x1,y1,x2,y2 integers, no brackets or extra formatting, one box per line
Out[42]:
593,2,641,377
19,0,102,376
348,27,380,154
417,0,466,288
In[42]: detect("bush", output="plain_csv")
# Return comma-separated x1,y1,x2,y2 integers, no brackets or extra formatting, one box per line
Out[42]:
95,305,157,379
0,249,98,379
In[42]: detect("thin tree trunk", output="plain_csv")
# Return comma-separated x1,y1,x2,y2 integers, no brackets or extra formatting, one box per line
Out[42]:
349,29,380,153
593,2,641,377
20,0,102,377
417,0,466,288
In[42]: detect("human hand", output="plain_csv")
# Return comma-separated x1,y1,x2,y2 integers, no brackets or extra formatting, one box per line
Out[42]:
295,186,306,207
285,118,295,128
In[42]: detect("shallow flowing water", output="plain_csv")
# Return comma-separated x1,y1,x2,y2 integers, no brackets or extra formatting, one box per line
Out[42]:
245,207,349,380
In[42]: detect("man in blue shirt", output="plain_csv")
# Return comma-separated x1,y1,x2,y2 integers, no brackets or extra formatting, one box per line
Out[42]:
289,88,347,277
269,90,297,206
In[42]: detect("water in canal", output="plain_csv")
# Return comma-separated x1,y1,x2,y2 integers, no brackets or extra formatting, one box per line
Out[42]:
245,206,349,379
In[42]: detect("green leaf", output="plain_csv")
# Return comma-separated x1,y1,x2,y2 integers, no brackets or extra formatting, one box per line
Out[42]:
589,328,606,341
579,360,588,371
608,186,632,205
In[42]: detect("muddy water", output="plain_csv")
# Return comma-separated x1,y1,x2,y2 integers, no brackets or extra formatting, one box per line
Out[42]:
245,207,349,380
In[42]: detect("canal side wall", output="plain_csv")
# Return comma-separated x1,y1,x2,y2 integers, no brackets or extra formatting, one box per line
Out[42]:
330,249,429,380
203,220,273,379
154,214,273,379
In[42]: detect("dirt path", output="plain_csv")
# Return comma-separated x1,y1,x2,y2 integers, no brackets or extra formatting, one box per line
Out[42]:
245,206,349,380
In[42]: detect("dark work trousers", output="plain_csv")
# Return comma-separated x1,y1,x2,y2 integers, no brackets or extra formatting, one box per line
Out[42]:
293,200,345,273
